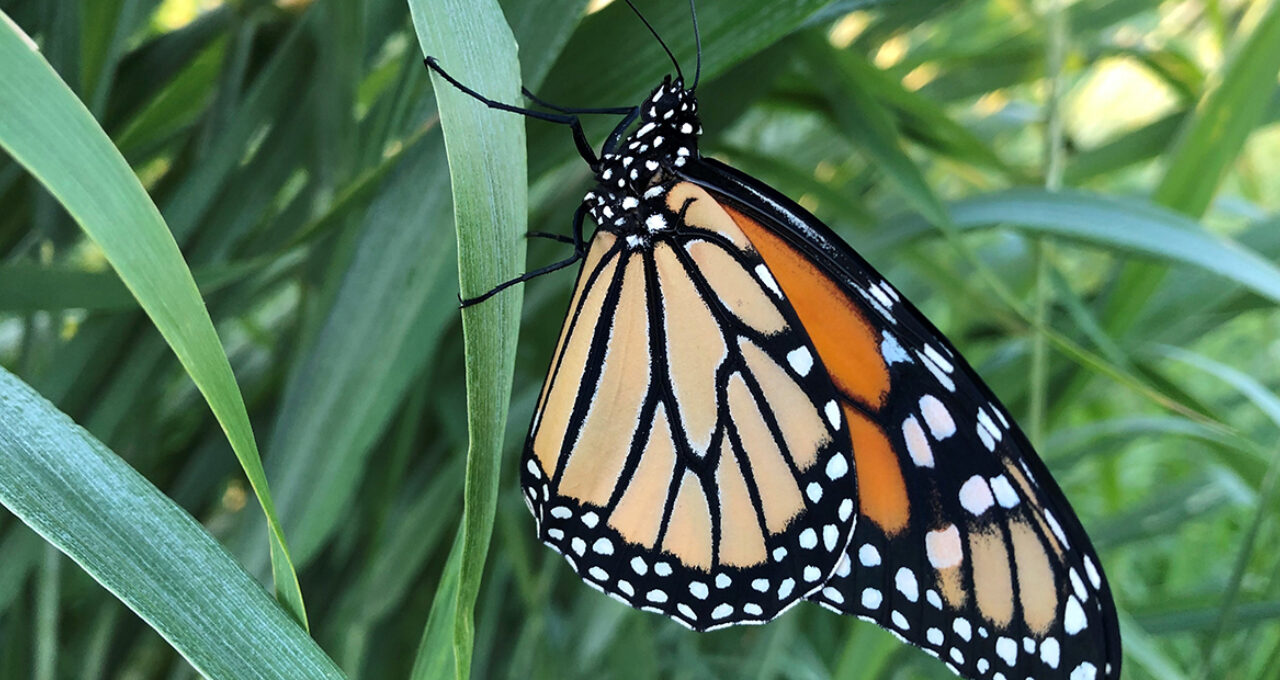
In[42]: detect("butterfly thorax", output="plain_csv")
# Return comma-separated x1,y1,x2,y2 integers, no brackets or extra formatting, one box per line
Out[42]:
584,77,702,246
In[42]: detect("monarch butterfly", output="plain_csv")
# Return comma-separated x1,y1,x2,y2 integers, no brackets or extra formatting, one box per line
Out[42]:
427,2,1120,678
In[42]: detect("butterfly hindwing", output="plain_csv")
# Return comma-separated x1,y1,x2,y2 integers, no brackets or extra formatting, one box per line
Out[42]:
680,161,1121,680
521,181,859,631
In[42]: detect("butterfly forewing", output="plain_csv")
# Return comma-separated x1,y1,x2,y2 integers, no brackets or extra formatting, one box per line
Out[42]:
521,182,859,631
685,164,1120,679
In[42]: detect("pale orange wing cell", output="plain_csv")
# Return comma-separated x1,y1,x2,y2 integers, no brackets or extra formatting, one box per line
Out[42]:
519,182,857,631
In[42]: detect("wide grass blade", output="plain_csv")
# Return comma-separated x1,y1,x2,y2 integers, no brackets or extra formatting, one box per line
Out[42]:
0,10,307,626
0,368,342,679
410,1,527,678
875,188,1280,307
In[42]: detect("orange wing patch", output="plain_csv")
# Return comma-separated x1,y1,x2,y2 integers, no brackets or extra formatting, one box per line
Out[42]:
843,404,910,535
724,203,890,410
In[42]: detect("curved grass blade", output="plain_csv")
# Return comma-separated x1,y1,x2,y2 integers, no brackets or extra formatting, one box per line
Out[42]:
410,1,527,678
874,188,1280,307
0,368,343,679
0,11,307,626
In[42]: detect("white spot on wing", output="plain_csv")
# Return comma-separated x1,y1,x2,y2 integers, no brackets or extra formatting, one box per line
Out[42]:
787,347,814,376
880,331,911,364
958,475,995,516
919,394,956,439
755,264,782,297
903,415,934,467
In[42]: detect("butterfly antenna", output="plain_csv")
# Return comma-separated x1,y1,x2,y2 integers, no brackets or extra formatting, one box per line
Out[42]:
690,0,702,89
622,0,683,82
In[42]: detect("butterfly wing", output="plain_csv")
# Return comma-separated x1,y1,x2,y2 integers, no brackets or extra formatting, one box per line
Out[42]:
521,182,860,631
679,159,1122,680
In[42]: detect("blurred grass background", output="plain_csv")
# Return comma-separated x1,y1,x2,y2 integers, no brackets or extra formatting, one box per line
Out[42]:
1,0,1280,678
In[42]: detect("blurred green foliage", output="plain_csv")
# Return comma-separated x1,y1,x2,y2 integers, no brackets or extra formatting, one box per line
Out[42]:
1,0,1280,678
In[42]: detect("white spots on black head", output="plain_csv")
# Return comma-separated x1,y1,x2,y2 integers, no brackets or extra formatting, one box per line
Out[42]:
645,213,667,232
958,475,995,516
653,136,664,146
677,147,690,157
602,168,612,180
643,185,665,199
621,196,638,210
674,157,687,167
637,122,656,137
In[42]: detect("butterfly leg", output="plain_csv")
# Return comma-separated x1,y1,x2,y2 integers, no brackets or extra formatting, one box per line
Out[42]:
520,88,635,115
527,231,575,244
424,57,600,168
460,204,588,308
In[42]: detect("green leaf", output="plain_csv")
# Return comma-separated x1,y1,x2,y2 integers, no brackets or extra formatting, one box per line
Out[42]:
0,367,342,679
0,10,307,626
874,188,1280,307
798,33,952,227
410,2,527,679
1103,2,1280,335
